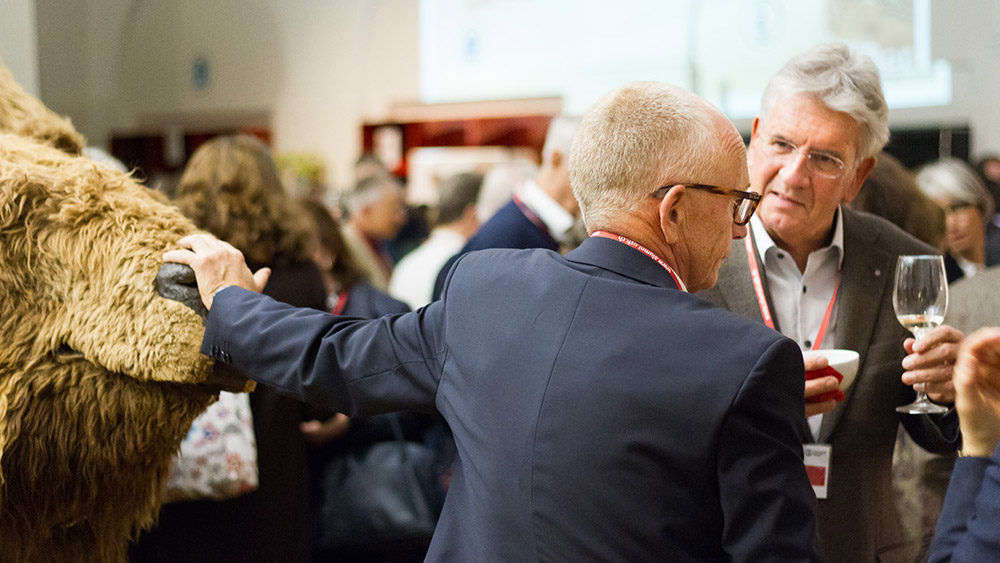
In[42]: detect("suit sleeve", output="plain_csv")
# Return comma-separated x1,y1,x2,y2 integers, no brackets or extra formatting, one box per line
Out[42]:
929,448,1000,562
202,286,446,417
717,337,822,562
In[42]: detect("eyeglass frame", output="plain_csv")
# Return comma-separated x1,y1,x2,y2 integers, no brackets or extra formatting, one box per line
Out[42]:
652,183,762,226
758,136,847,178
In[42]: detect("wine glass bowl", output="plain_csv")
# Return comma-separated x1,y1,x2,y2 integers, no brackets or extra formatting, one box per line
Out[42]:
892,255,949,414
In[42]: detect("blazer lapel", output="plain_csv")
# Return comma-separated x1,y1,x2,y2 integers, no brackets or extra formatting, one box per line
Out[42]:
817,208,893,442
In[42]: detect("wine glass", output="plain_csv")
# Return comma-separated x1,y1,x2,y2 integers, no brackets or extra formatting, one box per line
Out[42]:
893,255,949,414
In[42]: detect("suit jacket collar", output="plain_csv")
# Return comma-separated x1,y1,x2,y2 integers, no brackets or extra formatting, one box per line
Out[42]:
817,207,895,441
566,236,684,291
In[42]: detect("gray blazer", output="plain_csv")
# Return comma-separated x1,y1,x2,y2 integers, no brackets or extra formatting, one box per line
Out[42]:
946,265,1000,334
700,207,959,563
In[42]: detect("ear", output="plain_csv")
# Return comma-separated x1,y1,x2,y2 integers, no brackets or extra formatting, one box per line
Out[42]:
550,149,564,169
657,184,686,244
747,117,762,169
843,156,876,204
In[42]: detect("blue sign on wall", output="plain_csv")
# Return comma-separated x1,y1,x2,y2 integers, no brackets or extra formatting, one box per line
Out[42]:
192,56,211,91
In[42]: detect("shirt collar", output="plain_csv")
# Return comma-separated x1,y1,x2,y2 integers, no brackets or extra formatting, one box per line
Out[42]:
750,205,845,269
518,179,575,242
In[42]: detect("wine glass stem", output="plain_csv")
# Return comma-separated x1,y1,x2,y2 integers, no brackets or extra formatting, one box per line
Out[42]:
911,330,933,403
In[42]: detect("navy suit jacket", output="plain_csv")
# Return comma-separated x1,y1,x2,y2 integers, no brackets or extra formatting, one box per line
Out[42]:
432,198,559,300
930,445,1000,562
204,236,821,562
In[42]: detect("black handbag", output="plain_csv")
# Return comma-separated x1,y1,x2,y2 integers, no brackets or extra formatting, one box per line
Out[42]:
318,413,444,550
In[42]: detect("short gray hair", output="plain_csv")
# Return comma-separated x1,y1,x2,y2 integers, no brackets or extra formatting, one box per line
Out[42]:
569,82,726,231
760,42,889,160
916,158,995,224
345,175,400,216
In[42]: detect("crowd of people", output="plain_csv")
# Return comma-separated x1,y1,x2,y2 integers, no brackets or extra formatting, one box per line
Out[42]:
120,41,1000,562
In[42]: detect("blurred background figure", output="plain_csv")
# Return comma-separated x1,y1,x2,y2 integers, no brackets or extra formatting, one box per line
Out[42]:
298,199,444,563
341,175,409,290
475,158,539,225
389,172,483,310
431,115,582,299
131,134,327,563
916,157,1000,283
850,151,945,248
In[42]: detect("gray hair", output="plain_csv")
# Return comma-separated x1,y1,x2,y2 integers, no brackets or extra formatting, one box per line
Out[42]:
760,42,889,160
569,82,730,231
436,172,483,225
542,115,582,164
916,157,995,224
345,175,400,216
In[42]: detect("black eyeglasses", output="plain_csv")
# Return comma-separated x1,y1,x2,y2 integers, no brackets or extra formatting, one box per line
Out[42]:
652,184,761,226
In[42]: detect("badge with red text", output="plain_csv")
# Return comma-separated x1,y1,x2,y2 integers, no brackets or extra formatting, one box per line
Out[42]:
804,444,832,499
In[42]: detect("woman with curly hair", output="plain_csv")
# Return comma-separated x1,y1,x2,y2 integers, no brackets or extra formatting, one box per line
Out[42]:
131,134,326,563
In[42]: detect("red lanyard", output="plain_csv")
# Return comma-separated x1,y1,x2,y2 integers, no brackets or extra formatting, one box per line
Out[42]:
330,289,350,315
591,231,687,292
513,194,553,241
744,234,840,350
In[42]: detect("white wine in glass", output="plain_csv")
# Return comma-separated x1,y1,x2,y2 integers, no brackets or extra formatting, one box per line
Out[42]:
893,255,949,414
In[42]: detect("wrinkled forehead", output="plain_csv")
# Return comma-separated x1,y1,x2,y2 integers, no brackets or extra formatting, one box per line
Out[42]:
757,95,863,160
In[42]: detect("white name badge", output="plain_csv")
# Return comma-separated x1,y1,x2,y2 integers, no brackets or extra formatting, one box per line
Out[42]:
804,444,832,499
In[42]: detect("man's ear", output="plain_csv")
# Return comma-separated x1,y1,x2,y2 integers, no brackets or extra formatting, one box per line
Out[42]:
658,185,685,244
843,156,876,204
550,149,564,169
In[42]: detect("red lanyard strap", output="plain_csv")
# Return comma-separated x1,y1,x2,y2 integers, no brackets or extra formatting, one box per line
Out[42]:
591,231,687,292
744,234,839,350
513,194,553,241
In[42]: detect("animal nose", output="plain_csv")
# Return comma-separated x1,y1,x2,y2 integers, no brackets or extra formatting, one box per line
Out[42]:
157,262,208,320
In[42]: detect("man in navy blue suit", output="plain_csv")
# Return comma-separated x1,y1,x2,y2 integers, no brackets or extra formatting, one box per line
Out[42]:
166,82,822,561
431,115,582,300
929,327,1000,562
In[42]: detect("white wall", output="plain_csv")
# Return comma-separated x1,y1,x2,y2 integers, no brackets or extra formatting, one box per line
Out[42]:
27,0,1000,186
0,0,39,95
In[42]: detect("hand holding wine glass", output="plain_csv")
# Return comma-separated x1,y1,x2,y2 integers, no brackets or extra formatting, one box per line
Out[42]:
893,255,950,414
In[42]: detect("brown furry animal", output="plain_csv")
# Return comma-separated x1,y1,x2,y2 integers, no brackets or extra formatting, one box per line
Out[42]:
0,66,247,562
0,62,84,154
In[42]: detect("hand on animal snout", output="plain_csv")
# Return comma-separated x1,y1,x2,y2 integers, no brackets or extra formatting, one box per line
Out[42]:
162,233,271,309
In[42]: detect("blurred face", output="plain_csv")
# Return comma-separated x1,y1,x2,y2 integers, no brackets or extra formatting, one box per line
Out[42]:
748,95,873,253
932,197,986,260
360,185,408,241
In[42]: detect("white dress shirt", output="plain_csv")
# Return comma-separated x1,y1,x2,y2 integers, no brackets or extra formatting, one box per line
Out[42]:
750,208,845,441
388,227,467,310
518,179,575,243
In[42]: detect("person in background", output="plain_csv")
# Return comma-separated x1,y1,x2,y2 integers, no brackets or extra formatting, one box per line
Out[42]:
916,157,1000,283
389,172,483,310
431,115,582,300
928,327,1000,562
341,175,408,291
850,151,945,248
700,42,962,562
166,80,822,562
475,158,538,225
297,199,442,563
131,134,327,563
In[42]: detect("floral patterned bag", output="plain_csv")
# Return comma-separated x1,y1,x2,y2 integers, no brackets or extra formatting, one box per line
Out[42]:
165,391,259,502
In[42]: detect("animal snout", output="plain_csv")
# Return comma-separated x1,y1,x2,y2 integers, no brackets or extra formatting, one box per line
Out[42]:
157,262,209,320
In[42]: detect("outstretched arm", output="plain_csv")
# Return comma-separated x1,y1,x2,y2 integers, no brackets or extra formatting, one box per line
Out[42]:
163,233,271,309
